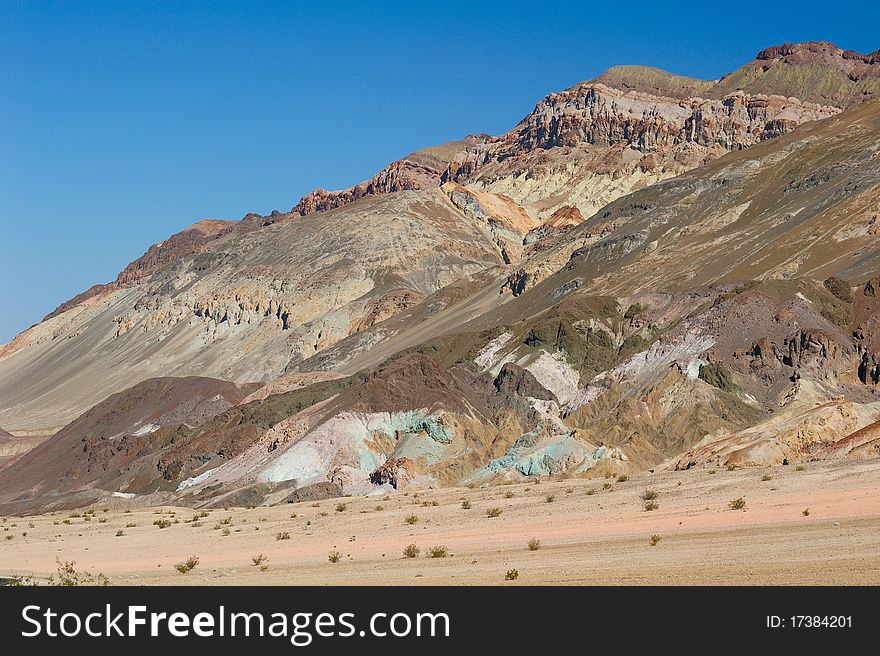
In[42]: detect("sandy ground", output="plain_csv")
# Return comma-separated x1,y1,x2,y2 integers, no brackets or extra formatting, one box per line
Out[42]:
2,458,879,585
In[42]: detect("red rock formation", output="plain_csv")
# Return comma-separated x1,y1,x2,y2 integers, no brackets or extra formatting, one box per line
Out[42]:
543,206,584,229
369,457,415,489
293,159,442,215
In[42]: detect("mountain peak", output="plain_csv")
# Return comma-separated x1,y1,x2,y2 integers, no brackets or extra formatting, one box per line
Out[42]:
716,41,880,106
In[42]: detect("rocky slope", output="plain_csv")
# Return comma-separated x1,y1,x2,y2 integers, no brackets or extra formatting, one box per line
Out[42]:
0,189,513,433
289,41,878,222
0,377,250,509
2,42,880,512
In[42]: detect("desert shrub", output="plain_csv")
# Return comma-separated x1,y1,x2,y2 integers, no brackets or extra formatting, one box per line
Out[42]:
115,530,124,537
545,495,555,503
335,503,348,512
649,535,662,546
640,490,658,501
527,538,541,551
221,528,231,536
505,569,519,581
427,545,448,558
616,475,628,482
761,474,772,481
174,556,199,574
404,514,419,525
4,574,39,586
729,497,746,510
252,554,267,566
504,491,515,499
276,532,291,541
403,544,420,559
461,500,471,510
54,560,109,586
328,550,342,563
644,500,659,512
153,519,172,529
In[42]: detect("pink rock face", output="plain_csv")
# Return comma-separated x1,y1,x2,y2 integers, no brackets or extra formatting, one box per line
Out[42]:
542,206,584,229
492,83,838,155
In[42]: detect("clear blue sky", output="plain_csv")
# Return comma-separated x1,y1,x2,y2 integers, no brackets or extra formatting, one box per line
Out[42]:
1,1,878,342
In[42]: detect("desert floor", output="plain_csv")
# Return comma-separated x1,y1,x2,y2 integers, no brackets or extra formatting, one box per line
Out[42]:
2,458,879,585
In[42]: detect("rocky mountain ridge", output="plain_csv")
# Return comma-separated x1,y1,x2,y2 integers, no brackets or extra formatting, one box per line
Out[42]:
2,41,880,512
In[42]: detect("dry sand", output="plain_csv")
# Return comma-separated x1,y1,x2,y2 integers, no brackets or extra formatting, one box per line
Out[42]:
2,458,879,585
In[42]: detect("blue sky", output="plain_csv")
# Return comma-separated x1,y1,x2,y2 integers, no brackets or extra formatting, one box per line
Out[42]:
1,1,878,342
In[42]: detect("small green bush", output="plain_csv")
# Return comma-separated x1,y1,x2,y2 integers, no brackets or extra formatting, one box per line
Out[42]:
427,545,448,558
174,555,199,574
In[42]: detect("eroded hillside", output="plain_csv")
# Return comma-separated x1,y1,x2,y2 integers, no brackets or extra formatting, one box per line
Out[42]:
2,42,880,512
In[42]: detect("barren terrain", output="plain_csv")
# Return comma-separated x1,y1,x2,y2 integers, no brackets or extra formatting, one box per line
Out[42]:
2,458,878,585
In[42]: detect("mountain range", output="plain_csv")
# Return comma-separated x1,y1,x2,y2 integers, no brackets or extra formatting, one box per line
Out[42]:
2,40,880,513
